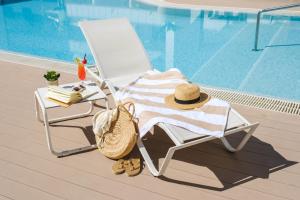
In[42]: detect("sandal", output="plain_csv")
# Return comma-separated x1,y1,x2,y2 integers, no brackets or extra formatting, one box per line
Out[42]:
125,158,141,177
112,159,125,174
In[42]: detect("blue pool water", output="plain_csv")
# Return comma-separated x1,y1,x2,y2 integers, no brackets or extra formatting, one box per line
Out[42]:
0,0,299,101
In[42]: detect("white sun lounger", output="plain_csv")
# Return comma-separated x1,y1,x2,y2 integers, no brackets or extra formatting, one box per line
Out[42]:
79,18,259,176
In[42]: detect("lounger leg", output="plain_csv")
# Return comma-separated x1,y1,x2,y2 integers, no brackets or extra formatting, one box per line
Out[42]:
138,133,216,176
138,123,217,176
137,138,176,176
221,123,259,152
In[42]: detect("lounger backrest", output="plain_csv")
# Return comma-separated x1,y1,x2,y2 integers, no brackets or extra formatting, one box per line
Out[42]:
79,18,152,79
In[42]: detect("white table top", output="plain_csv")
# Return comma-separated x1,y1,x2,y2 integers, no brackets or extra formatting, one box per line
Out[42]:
36,81,106,109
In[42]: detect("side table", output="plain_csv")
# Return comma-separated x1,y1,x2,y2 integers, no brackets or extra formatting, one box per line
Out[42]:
34,81,108,157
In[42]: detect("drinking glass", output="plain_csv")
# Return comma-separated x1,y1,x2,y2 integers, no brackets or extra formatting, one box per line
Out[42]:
77,62,86,86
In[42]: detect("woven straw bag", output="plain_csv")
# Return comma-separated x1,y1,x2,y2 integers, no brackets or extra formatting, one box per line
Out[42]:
94,102,138,160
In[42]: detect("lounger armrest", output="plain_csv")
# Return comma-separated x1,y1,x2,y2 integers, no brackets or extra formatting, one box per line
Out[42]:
85,66,118,101
85,66,106,86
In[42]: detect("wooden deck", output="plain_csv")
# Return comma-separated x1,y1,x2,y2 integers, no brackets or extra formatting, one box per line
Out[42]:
0,60,299,200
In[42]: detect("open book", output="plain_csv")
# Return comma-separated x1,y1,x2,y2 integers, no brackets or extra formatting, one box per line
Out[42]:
47,86,98,105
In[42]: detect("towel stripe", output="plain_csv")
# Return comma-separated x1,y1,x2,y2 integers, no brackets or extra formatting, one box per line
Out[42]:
121,89,168,98
122,97,228,115
143,70,185,80
138,111,224,132
116,69,230,138
119,91,229,115
140,117,224,138
125,86,175,94
131,83,183,89
137,78,187,85
133,102,227,125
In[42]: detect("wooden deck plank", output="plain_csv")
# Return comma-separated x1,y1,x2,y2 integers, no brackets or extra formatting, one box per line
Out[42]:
232,105,300,133
1,113,299,178
1,60,300,200
147,135,300,176
249,126,300,143
0,176,63,200
0,143,284,200
0,147,176,200
0,137,228,200
0,143,292,200
0,125,296,200
141,143,300,199
0,124,270,200
0,194,14,200
0,160,119,200
1,115,299,175
0,109,298,183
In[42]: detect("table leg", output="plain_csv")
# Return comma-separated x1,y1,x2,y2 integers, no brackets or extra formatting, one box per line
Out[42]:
42,107,97,157
34,93,97,157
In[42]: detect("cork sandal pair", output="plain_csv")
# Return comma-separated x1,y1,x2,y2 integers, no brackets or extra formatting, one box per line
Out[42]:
112,158,141,176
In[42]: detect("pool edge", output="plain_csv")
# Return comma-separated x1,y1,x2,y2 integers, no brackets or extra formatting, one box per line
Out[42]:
1,50,299,115
0,50,77,75
137,0,300,16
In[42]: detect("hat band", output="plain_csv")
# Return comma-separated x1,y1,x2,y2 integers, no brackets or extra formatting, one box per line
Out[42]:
174,96,200,105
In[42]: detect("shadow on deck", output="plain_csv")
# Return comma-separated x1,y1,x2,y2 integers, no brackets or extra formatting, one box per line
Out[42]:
50,114,297,191
143,126,297,191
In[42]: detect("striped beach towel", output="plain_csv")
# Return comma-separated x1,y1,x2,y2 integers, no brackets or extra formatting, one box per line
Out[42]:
115,68,230,138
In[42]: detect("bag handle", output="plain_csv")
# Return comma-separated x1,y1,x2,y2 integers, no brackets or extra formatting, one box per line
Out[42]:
117,102,135,121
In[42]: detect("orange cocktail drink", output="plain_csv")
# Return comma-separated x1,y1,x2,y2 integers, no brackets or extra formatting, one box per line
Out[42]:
77,62,86,81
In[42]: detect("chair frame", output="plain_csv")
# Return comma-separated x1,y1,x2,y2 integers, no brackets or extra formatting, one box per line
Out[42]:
86,65,259,176
80,18,259,176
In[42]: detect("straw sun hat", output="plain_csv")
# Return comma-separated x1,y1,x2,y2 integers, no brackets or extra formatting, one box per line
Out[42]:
165,84,210,110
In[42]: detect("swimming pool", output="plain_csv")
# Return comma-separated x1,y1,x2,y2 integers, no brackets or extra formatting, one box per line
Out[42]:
0,0,299,101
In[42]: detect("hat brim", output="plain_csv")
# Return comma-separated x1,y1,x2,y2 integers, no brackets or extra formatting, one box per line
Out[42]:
164,92,210,110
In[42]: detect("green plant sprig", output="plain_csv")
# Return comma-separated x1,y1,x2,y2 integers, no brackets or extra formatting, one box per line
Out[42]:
43,71,60,81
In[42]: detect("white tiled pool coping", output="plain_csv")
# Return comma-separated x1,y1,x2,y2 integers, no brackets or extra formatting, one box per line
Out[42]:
138,0,300,15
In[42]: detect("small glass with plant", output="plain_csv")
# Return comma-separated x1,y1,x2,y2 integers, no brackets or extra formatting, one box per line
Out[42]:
44,71,60,86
